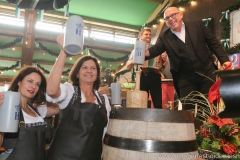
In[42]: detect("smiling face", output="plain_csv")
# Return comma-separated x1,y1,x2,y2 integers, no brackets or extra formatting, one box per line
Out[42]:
164,7,183,32
18,72,41,101
141,30,152,44
78,59,98,85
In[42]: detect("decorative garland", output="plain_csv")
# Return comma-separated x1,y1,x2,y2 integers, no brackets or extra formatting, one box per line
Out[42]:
34,61,50,74
0,37,129,63
35,39,129,62
6,0,68,10
144,0,191,28
0,60,20,71
0,37,22,49
34,61,70,74
88,48,129,62
35,40,60,57
220,0,240,54
62,68,71,74
202,18,213,32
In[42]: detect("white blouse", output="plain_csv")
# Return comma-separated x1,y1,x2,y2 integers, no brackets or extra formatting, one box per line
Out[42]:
46,82,111,137
21,104,46,123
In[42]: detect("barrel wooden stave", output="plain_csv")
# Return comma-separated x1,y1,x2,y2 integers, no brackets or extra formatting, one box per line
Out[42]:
107,119,195,141
103,108,198,160
102,145,198,160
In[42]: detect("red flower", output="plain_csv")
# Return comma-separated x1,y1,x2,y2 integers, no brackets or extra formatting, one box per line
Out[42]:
207,115,235,127
222,141,237,155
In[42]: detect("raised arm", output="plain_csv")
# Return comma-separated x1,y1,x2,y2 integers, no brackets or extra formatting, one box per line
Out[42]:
125,50,134,70
45,102,60,117
46,34,67,98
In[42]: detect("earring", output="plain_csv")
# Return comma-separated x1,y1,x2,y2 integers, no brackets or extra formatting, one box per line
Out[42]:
76,75,79,79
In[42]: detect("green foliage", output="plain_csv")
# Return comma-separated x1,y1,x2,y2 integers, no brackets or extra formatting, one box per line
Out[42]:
228,136,240,147
233,118,240,124
211,139,222,152
197,119,240,155
225,43,240,55
201,137,212,150
0,60,21,72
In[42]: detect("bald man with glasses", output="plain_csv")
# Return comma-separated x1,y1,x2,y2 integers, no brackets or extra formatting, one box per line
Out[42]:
145,7,232,111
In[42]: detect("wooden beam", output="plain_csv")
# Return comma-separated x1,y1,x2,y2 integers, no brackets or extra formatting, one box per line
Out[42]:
0,75,13,83
21,9,38,67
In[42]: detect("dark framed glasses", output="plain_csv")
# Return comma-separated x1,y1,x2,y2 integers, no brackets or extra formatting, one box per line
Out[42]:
164,12,179,21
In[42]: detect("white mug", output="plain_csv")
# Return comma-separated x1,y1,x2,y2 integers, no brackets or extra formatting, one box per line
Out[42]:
64,15,84,55
133,39,146,65
0,91,21,132
109,83,122,105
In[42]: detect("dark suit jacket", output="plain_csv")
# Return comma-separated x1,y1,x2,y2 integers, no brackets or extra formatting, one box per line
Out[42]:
147,20,229,96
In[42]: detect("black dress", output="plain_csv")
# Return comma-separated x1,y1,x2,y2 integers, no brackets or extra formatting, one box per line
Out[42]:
4,107,47,160
46,86,107,160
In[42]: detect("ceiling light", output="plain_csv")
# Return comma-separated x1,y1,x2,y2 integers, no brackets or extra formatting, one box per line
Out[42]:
114,35,136,44
36,21,64,33
179,7,184,11
0,15,24,27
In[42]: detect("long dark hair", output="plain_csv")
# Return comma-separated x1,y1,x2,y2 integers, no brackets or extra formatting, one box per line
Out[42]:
69,55,101,90
8,66,47,108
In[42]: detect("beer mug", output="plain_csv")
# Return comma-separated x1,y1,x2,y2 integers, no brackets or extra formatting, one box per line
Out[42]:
133,39,146,65
109,83,122,105
0,91,21,132
64,15,84,55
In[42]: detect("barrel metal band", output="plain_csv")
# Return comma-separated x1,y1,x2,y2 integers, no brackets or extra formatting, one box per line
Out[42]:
104,134,197,153
110,107,194,123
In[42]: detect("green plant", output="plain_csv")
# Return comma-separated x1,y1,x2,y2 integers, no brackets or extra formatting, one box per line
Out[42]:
196,115,240,156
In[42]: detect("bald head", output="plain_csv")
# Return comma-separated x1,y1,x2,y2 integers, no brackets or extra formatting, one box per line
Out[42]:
164,7,183,32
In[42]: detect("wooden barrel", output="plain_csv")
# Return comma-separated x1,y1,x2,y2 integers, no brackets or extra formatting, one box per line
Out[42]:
102,108,198,160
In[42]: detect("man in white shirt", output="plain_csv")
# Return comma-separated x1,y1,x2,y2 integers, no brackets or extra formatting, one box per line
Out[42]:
126,28,163,109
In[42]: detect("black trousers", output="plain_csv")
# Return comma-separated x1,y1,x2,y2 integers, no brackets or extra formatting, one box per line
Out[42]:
178,72,216,112
140,72,162,109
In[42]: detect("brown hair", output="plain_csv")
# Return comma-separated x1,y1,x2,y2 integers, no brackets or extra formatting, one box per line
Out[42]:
8,66,47,108
140,28,151,37
69,55,101,90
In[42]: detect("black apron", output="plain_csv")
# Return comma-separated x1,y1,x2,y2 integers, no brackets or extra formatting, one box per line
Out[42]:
5,106,47,160
46,87,107,160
